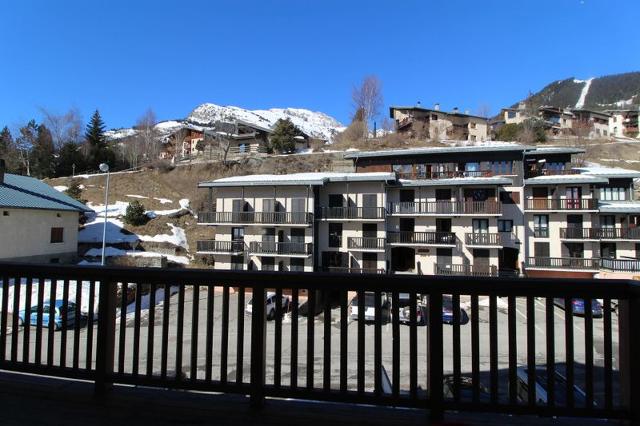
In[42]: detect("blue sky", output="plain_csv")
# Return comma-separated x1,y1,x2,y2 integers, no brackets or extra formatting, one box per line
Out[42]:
0,0,638,131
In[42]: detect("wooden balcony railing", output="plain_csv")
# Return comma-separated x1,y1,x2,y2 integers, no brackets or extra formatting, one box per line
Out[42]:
397,170,494,180
318,207,386,220
387,231,456,245
600,258,640,272
526,257,600,270
525,198,598,210
197,211,313,225
196,240,246,254
388,200,501,215
347,237,386,250
526,169,580,178
465,233,501,246
248,241,312,256
0,262,636,421
434,263,498,277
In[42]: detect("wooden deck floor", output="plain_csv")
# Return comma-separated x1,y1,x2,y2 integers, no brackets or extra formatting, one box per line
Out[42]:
0,371,624,426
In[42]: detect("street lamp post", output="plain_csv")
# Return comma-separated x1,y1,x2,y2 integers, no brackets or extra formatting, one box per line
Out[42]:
99,163,110,266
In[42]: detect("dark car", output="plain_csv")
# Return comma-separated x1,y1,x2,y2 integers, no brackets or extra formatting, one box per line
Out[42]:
395,294,468,326
443,375,491,402
514,367,589,407
553,298,603,318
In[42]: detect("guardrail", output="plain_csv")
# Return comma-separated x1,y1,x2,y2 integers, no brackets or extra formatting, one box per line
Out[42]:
387,231,456,245
525,257,600,270
248,241,312,256
388,200,501,215
0,262,637,422
196,240,246,254
525,198,598,211
600,258,640,272
397,170,494,180
197,211,313,225
465,233,501,246
559,227,640,240
347,237,386,250
318,207,386,220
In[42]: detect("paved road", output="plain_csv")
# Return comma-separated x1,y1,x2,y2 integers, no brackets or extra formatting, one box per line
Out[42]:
5,287,620,406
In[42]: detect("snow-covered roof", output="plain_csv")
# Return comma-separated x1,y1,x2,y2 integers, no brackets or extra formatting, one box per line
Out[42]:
524,146,586,155
344,144,526,159
575,166,640,179
524,175,609,185
199,172,396,187
598,201,640,214
399,176,514,187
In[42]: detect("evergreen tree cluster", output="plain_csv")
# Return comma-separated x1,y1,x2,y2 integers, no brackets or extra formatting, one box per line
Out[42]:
0,109,118,178
269,118,300,154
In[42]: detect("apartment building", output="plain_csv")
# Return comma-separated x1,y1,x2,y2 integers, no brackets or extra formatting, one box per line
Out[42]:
606,109,639,138
390,104,489,142
196,144,640,279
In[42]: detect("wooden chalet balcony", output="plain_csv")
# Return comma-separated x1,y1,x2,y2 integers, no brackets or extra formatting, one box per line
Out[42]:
525,198,598,211
433,263,498,277
196,240,246,254
248,241,312,256
600,258,640,272
465,233,501,246
318,207,386,220
388,200,501,215
0,262,637,422
525,256,600,270
197,211,313,225
387,231,456,246
396,170,493,180
346,237,386,251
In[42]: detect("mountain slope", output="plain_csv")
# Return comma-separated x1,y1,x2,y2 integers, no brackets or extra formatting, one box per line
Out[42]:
514,71,640,110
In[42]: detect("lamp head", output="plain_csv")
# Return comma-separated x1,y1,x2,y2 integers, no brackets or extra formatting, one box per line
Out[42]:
99,163,110,173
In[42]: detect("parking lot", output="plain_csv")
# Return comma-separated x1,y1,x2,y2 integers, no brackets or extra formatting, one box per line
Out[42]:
6,286,620,406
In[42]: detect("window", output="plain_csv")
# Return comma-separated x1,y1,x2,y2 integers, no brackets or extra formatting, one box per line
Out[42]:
2,211,8,216
465,162,480,172
290,258,305,272
500,191,519,204
507,111,516,119
492,161,513,175
600,215,615,228
498,220,513,232
231,255,244,270
261,257,275,271
431,114,438,120
469,122,476,129
232,227,245,241
600,187,626,201
600,243,616,259
472,219,489,233
533,215,549,237
50,227,64,243
328,223,342,248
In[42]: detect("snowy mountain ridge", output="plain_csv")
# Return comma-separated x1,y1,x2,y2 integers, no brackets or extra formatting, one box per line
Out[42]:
105,103,345,142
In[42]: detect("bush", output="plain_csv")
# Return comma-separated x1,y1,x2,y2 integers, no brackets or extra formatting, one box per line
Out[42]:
64,178,85,203
496,123,520,141
123,200,149,226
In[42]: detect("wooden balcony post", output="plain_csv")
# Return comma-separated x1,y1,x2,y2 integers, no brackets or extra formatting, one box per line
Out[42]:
427,291,444,421
618,295,640,422
95,279,117,396
250,284,266,410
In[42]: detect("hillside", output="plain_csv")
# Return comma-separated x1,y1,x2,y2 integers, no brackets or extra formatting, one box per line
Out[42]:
105,103,345,143
514,71,640,110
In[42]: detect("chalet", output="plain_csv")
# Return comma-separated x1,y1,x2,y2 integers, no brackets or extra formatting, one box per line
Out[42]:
571,109,611,138
606,109,639,138
390,104,489,142
0,160,92,263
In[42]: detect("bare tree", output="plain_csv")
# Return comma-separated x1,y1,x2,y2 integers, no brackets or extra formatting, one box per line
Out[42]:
39,107,83,148
351,75,383,134
134,108,160,162
476,104,491,119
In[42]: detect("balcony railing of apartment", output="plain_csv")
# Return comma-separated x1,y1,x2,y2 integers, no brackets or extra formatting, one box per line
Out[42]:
396,170,494,180
196,240,247,254
387,231,456,245
465,233,501,246
433,263,498,277
388,200,501,215
525,198,598,211
324,266,386,274
526,257,600,270
328,235,342,248
248,241,312,256
560,227,640,240
318,207,386,220
600,258,640,272
533,227,549,238
346,237,386,250
197,211,313,225
0,262,638,422
525,169,580,179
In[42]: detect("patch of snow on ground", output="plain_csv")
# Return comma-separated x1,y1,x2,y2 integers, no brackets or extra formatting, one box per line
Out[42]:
126,194,148,199
575,77,594,109
154,197,172,204
79,217,139,244
54,186,68,192
139,224,188,249
84,247,189,264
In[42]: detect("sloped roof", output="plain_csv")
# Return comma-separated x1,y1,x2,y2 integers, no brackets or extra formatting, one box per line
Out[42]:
0,174,92,212
199,172,396,187
524,175,609,185
344,144,527,159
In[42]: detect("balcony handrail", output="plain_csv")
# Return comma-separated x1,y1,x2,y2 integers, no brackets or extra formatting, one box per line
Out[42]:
525,198,598,210
526,256,600,270
248,241,312,255
0,261,637,422
388,200,501,215
197,211,313,225
387,231,456,245
318,206,386,220
465,232,501,245
600,257,640,272
397,170,494,180
559,227,640,240
434,263,498,277
196,239,247,253
346,236,386,250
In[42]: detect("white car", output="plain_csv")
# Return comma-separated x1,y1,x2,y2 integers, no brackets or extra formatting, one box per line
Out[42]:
349,292,391,322
246,292,291,320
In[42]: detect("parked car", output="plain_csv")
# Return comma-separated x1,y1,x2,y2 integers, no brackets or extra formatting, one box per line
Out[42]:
18,300,80,331
443,375,491,402
349,292,391,322
394,294,468,326
514,367,588,406
553,298,603,318
246,292,291,320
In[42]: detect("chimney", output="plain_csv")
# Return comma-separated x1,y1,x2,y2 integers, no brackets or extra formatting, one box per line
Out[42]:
434,103,440,111
452,107,459,113
0,159,5,185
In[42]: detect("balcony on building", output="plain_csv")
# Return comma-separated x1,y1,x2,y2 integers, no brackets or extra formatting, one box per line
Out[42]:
600,257,640,272
346,237,386,252
465,232,501,247
387,200,502,216
197,211,313,226
324,266,386,274
524,198,598,211
387,231,456,247
248,241,312,257
434,263,498,277
559,227,640,241
318,206,386,221
196,240,246,255
525,256,600,271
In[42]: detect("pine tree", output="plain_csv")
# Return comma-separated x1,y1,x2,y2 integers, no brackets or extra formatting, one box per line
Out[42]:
85,110,113,170
56,141,87,177
30,124,55,178
0,126,11,154
270,118,299,153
